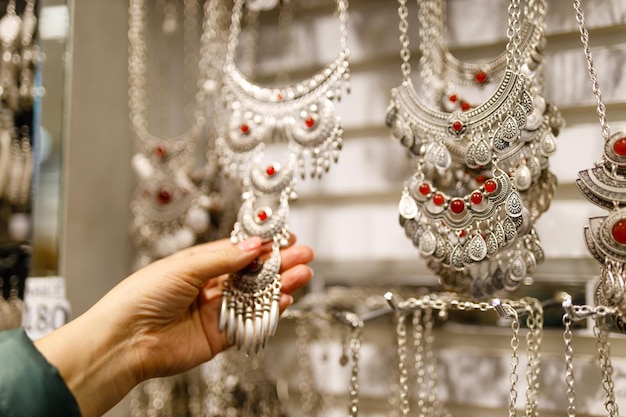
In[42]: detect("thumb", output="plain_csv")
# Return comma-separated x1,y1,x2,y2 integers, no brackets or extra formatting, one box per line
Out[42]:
166,236,266,288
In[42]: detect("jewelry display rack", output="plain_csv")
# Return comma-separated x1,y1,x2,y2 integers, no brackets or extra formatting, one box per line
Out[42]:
55,1,626,417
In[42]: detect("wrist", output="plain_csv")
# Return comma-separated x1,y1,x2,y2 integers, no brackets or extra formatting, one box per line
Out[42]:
35,304,140,417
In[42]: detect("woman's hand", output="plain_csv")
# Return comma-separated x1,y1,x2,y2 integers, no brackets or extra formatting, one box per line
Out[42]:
34,236,314,417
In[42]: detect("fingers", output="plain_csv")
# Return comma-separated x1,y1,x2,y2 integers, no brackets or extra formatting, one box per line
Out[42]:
279,244,314,274
164,236,266,288
172,234,297,260
280,264,314,294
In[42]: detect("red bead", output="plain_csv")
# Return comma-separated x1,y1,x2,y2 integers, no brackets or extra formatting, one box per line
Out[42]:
613,136,626,156
154,145,166,159
475,175,487,184
484,179,498,193
474,70,487,84
470,191,483,205
240,124,250,134
612,219,626,245
432,193,445,206
460,101,471,112
459,229,467,238
452,121,463,132
257,210,268,222
450,198,465,214
449,94,458,103
156,189,172,205
266,165,276,176
305,117,316,128
419,183,431,195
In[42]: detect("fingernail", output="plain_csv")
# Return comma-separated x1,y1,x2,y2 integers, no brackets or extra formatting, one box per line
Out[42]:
237,236,263,252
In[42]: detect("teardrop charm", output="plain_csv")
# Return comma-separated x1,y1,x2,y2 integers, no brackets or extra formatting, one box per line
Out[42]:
425,141,451,170
509,253,527,281
520,90,533,114
492,128,510,153
513,103,527,128
501,115,520,142
465,141,479,168
450,245,464,270
433,235,448,260
525,251,537,274
474,139,492,165
527,157,541,182
514,164,532,191
462,243,474,266
503,217,517,242
399,190,418,219
540,131,557,157
485,231,499,257
494,222,506,245
505,191,524,217
419,228,437,256
468,234,488,261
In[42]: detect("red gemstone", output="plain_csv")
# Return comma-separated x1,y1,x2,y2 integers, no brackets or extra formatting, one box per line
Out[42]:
240,124,250,134
452,121,463,132
460,101,471,112
484,179,498,193
266,165,276,176
450,198,465,214
449,94,458,103
474,70,487,84
156,189,172,205
433,193,445,206
612,219,626,244
419,183,431,195
459,229,467,238
613,137,626,156
470,191,483,205
154,145,166,159
475,175,487,184
305,117,316,128
257,210,268,222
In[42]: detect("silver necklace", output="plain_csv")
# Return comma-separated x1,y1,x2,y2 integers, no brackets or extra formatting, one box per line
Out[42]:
128,0,225,267
217,0,351,352
572,0,626,319
389,0,552,298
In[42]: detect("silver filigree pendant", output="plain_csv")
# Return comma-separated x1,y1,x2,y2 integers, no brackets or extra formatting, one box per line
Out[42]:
219,244,282,354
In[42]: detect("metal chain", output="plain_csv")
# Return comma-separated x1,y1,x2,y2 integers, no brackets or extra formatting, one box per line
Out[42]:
412,309,426,417
527,298,543,417
295,316,316,415
505,0,523,68
347,316,363,417
563,314,577,417
395,312,410,416
572,0,611,140
423,306,449,417
508,311,521,417
397,0,411,80
594,315,619,417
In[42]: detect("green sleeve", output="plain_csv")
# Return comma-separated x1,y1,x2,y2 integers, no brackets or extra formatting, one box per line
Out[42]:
0,328,82,417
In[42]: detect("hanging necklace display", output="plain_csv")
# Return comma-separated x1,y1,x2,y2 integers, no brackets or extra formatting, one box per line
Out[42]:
387,0,556,298
571,0,626,327
128,0,218,267
386,293,543,417
217,0,350,352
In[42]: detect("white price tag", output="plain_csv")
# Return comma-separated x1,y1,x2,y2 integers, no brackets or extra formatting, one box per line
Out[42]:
22,277,71,340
